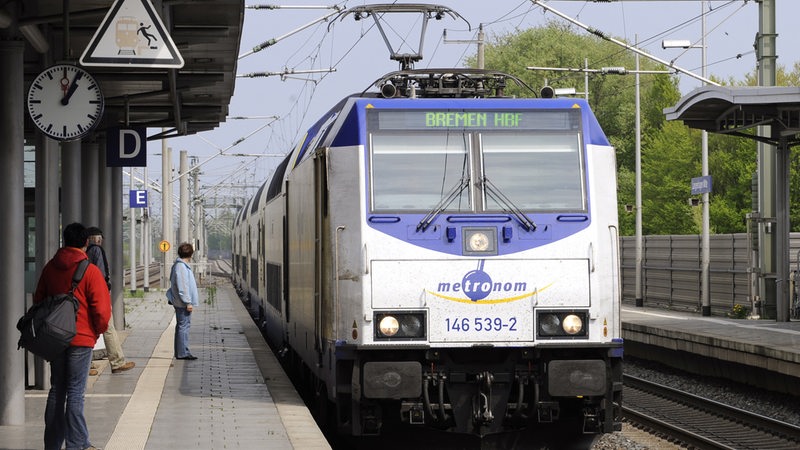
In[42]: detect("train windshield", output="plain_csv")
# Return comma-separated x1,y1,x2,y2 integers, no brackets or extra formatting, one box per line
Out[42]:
481,133,584,211
371,132,471,211
368,109,586,213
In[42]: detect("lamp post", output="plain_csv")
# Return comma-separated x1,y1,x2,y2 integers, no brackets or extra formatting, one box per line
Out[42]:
662,2,711,316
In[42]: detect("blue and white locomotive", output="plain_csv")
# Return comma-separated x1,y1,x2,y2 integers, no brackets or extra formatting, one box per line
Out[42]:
232,68,623,442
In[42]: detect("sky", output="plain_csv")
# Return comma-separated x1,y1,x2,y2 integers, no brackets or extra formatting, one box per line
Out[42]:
140,1,800,217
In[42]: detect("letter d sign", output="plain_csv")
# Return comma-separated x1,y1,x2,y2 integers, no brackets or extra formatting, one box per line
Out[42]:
107,127,147,167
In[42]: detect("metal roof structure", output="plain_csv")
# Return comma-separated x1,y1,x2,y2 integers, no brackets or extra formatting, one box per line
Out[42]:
16,0,244,139
664,85,800,148
665,85,800,322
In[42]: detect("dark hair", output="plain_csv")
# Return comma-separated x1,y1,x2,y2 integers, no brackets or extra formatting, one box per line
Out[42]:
86,226,103,237
63,223,88,248
177,242,194,258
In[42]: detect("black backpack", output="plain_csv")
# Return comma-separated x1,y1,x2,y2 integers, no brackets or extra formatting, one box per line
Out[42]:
17,260,89,361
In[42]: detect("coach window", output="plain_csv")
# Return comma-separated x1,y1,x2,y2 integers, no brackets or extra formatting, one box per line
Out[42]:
480,132,585,212
370,132,471,211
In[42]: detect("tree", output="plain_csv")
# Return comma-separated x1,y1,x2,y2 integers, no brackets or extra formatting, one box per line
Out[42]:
641,121,700,234
473,23,800,236
476,23,704,235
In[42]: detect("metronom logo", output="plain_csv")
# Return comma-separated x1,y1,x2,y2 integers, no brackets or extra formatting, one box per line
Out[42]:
427,260,545,304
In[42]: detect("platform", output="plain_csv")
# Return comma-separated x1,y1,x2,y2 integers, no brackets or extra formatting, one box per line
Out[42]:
0,279,330,450
622,306,800,395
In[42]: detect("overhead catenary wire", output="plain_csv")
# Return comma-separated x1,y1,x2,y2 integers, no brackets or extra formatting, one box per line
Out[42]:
238,7,344,59
193,1,754,207
172,118,280,184
530,0,719,86
532,0,745,91
237,67,336,79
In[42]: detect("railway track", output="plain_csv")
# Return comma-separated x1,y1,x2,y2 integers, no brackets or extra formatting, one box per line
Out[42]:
623,374,800,449
123,262,164,289
123,260,232,289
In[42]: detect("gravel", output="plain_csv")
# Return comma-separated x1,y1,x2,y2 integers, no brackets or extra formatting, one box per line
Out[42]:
592,430,652,450
623,357,800,426
591,357,800,449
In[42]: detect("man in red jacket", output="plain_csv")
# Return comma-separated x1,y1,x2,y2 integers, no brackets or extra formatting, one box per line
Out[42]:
33,223,111,450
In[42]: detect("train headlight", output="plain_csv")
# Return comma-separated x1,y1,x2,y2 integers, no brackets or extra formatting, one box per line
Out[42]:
469,232,490,251
536,311,588,339
463,227,497,256
562,314,583,335
539,314,561,335
400,315,423,336
375,312,427,340
379,316,400,337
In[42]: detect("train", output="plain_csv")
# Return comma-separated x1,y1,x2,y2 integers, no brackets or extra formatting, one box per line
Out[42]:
231,68,623,445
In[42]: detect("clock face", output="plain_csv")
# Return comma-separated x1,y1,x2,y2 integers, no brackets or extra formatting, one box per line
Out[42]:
27,64,105,141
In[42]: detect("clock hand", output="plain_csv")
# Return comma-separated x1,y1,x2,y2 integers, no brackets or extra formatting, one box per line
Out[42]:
61,71,84,105
60,69,70,97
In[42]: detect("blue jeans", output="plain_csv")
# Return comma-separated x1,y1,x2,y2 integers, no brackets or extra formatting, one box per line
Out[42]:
174,306,193,358
44,346,94,450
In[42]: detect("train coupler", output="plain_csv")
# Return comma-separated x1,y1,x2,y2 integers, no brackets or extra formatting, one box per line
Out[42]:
407,403,425,424
472,371,495,426
360,404,382,435
536,401,560,423
582,408,601,433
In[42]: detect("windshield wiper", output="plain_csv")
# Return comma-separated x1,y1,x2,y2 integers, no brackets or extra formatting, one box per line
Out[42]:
417,177,470,232
482,177,537,232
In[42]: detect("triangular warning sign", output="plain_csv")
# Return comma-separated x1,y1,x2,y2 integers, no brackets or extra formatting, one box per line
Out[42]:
80,0,184,68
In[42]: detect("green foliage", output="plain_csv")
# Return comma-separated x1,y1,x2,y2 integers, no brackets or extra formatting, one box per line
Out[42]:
616,166,636,235
475,23,780,235
205,286,216,305
707,135,757,233
729,303,748,319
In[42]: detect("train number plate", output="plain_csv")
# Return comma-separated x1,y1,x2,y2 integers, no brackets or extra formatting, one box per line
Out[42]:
444,316,519,333
431,312,533,342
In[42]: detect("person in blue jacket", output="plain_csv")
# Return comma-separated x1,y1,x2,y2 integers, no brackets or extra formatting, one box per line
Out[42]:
166,242,199,360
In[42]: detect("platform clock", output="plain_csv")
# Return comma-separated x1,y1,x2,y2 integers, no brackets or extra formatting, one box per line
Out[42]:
27,63,105,141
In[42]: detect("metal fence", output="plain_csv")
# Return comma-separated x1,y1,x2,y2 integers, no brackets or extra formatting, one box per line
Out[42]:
619,233,800,316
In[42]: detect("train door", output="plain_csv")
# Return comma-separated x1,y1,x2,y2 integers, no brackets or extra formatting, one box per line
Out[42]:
283,214,290,323
314,150,329,363
286,154,318,361
258,218,265,316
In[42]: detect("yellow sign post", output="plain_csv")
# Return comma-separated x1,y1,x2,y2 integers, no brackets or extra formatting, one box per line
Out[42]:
159,240,170,253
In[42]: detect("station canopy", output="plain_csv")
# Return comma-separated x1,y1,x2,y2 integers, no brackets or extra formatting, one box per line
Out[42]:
664,85,800,148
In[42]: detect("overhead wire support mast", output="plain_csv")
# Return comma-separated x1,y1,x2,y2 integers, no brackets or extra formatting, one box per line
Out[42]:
530,0,720,87
238,6,344,59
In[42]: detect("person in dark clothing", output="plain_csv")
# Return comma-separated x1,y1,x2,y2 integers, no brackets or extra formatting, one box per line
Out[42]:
86,226,135,375
34,222,111,450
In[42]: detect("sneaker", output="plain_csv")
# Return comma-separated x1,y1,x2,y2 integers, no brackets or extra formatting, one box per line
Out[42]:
111,361,136,373
89,368,99,376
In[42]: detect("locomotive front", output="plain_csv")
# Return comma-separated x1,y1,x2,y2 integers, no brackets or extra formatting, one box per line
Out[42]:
322,93,623,439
